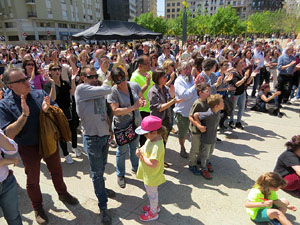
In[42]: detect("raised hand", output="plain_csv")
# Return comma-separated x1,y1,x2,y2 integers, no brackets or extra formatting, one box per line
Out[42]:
42,96,50,113
21,95,30,116
168,85,175,98
146,73,151,86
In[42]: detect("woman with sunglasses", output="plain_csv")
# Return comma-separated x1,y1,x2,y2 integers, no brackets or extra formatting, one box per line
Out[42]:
148,69,182,166
150,53,158,72
107,67,145,188
228,58,257,130
23,59,48,90
44,63,78,164
216,60,235,130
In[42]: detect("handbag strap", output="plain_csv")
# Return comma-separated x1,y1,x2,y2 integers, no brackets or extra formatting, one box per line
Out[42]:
127,82,135,123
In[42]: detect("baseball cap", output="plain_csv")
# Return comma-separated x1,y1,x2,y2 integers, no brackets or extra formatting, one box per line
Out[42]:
135,115,162,135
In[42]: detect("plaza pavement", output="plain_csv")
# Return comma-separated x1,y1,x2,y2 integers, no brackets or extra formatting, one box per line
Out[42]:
1,89,300,225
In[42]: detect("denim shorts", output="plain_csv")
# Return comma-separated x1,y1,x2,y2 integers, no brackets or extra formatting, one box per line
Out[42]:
253,208,270,222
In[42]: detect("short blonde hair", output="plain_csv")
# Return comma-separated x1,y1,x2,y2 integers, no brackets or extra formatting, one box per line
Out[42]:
207,94,223,108
78,51,89,62
162,59,175,71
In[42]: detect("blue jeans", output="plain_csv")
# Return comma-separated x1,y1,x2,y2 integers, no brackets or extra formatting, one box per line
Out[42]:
0,174,22,225
251,72,261,97
116,136,139,177
230,91,246,123
290,77,300,99
83,135,110,211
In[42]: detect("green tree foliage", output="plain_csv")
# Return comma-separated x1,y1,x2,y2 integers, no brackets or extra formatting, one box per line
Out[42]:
133,12,168,35
134,6,299,37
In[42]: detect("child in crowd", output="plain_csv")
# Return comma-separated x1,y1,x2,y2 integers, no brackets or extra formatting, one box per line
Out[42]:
188,83,211,176
193,94,223,180
135,115,167,222
245,172,297,225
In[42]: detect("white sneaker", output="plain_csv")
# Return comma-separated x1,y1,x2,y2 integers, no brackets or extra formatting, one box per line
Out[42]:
72,148,81,157
65,155,74,164
290,97,300,103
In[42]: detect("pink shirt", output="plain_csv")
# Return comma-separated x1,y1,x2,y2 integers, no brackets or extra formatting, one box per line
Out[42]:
30,74,48,90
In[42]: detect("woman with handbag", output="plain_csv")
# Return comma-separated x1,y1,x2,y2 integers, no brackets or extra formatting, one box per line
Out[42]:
43,63,77,164
148,69,182,167
107,67,145,188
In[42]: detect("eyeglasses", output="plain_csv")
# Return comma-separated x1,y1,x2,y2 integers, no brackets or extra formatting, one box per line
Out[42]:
86,74,98,79
164,47,170,50
26,63,35,66
61,60,67,62
50,68,61,71
223,64,229,67
115,77,126,84
8,77,29,84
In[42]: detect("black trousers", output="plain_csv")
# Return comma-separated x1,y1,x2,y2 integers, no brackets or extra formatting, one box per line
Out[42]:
277,74,293,105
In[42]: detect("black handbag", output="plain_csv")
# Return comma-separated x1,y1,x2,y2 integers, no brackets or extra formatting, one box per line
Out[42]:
114,83,138,146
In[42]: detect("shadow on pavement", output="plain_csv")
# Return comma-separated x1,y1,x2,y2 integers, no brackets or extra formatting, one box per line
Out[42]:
216,140,267,158
244,125,285,139
177,155,254,192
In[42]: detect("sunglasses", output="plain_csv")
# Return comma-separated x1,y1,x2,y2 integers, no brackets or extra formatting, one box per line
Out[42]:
223,64,229,67
50,68,61,71
8,77,29,84
86,74,98,80
164,47,170,50
86,74,98,79
61,59,67,62
115,77,126,84
26,63,35,66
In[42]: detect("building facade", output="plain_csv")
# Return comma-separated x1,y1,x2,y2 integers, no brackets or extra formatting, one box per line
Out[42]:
165,0,286,20
136,0,157,17
0,0,103,41
103,0,136,22
283,0,300,15
250,0,284,12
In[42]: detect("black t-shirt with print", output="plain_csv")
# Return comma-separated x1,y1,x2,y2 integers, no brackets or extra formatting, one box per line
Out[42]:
274,149,300,177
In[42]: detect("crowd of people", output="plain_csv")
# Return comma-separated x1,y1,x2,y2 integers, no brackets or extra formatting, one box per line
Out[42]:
0,37,299,225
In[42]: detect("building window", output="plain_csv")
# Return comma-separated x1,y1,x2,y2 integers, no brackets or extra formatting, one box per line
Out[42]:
79,24,85,29
177,14,179,17
172,8,175,12
172,14,175,18
167,9,170,12
167,14,170,18
172,3,175,6
5,22,15,28
70,24,76,29
177,2,180,6
177,8,180,12
8,36,19,41
167,3,170,7
58,23,67,28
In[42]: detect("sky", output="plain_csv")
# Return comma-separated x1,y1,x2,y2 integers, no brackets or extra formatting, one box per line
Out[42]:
157,0,165,16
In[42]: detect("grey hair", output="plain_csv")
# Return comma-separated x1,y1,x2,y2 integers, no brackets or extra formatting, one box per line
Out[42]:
3,67,24,84
178,60,191,72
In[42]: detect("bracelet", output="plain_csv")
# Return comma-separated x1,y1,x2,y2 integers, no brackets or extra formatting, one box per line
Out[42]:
22,113,29,117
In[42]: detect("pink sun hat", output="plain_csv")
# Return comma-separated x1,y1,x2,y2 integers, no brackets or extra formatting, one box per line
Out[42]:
135,115,162,135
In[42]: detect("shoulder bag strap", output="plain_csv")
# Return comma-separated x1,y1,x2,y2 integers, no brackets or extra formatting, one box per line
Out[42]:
127,82,135,124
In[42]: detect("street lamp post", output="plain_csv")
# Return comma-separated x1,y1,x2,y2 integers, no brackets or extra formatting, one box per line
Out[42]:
182,0,188,47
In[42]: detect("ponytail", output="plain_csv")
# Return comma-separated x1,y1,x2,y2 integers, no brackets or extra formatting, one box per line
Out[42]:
157,125,168,143
255,172,286,198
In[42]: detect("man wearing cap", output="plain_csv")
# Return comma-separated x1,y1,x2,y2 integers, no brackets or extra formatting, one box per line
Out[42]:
75,65,114,225
277,43,298,106
142,42,151,56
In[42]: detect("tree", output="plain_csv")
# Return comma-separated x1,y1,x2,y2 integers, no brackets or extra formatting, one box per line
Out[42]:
134,12,168,35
